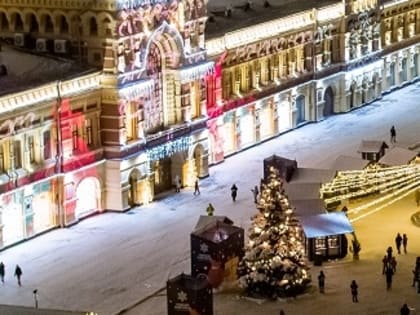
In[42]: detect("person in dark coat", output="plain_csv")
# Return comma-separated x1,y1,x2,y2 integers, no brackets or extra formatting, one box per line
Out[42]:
14,265,22,286
396,233,403,254
231,184,238,202
400,303,411,315
350,280,358,302
387,246,393,259
403,234,408,254
193,179,200,195
251,185,259,203
390,125,396,143
0,262,4,283
318,270,325,293
385,265,394,290
382,255,388,275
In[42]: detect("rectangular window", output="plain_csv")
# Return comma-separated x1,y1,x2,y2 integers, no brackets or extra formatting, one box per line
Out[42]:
43,131,51,159
0,144,3,172
85,119,93,146
28,135,35,163
14,140,22,168
72,126,78,151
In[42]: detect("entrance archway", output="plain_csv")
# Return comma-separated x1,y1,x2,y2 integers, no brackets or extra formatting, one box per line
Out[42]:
349,84,355,109
153,158,172,195
295,95,305,125
128,168,141,207
75,177,100,219
323,86,334,117
193,144,205,178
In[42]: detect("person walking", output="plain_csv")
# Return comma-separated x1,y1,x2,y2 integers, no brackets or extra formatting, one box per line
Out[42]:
193,179,200,195
382,255,388,275
0,262,4,283
231,184,238,202
415,189,420,206
350,280,358,302
206,203,215,216
14,265,22,286
385,265,394,290
387,246,393,259
251,185,259,203
318,270,325,293
403,234,408,254
396,233,403,254
390,125,396,143
174,175,181,193
400,303,412,315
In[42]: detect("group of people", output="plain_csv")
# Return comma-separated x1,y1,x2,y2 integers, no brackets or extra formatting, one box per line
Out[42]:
317,270,359,302
0,262,23,286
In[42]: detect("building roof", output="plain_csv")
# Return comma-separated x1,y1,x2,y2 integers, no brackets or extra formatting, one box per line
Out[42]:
357,140,389,153
298,212,354,238
284,182,321,201
0,45,96,97
291,199,327,217
0,304,93,315
205,0,337,39
329,155,371,171
289,167,336,184
378,146,418,166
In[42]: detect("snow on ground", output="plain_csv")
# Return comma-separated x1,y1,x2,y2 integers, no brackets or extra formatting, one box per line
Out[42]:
1,82,420,315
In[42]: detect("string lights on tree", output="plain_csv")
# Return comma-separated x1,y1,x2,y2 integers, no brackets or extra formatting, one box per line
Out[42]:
238,167,311,299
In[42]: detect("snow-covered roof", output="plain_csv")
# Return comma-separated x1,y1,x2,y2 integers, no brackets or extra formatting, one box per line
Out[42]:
205,0,338,39
378,146,418,166
284,182,321,201
194,215,234,231
291,199,327,217
357,140,389,153
299,212,354,238
192,220,243,243
329,155,371,171
0,45,95,96
289,167,336,184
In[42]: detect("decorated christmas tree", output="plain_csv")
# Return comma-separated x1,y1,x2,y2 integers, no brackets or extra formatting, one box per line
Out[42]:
237,167,311,299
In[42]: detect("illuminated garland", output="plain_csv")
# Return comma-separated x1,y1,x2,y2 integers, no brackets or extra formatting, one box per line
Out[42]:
320,162,420,208
146,136,192,161
179,62,215,83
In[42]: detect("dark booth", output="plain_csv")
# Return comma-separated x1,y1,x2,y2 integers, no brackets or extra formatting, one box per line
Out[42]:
167,273,213,315
191,218,244,288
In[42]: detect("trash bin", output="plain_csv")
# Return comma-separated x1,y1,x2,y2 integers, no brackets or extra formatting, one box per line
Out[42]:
314,254,323,266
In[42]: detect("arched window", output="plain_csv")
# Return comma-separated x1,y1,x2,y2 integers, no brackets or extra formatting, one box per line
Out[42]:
28,14,39,32
45,15,54,32
102,17,112,36
14,13,24,32
0,12,9,31
58,15,69,34
89,17,98,36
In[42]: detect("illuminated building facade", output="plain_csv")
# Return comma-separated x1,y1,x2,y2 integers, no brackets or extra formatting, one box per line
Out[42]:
0,0,418,248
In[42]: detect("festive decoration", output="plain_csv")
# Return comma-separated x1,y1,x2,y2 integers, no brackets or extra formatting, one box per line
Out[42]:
179,62,215,83
320,163,420,211
119,79,154,100
146,136,191,160
238,167,311,299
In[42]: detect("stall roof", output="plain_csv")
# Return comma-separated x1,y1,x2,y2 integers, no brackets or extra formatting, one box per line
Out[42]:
284,182,321,201
291,199,327,217
192,221,243,244
298,212,354,238
194,215,234,231
289,167,336,184
378,146,418,166
357,140,388,153
329,155,371,171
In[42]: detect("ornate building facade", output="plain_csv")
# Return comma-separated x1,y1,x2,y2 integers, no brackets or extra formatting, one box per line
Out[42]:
0,0,419,248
